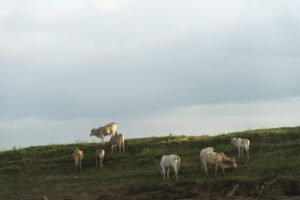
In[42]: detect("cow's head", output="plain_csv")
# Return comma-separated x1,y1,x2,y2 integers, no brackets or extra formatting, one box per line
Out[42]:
90,128,97,136
232,158,237,168
230,137,237,144
157,166,163,176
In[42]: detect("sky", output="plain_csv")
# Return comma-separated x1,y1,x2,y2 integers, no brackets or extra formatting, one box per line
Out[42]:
1,0,300,149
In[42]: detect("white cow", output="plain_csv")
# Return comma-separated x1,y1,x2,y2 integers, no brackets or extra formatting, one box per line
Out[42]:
159,154,181,180
200,147,214,168
231,137,250,159
90,122,118,144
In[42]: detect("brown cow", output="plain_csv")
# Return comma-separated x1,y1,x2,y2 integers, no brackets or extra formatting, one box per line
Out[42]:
94,149,105,168
202,152,237,176
72,147,84,171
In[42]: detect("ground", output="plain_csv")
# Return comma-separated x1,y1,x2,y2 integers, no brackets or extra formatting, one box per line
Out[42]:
0,126,300,200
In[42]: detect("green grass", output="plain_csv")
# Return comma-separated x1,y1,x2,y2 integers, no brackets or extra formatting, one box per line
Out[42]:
0,126,300,200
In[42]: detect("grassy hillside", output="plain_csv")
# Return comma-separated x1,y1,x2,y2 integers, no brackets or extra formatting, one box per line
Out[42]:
0,127,300,200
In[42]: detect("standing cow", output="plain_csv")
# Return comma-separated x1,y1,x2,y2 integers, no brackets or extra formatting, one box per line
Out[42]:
231,137,250,159
72,147,84,171
159,154,181,180
200,147,214,169
202,152,237,176
90,122,117,144
109,133,125,153
94,149,105,168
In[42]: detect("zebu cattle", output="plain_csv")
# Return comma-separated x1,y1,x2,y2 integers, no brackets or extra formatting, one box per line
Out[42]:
202,152,237,176
231,137,250,159
90,122,117,144
200,147,214,168
94,149,105,168
159,154,181,180
72,147,84,171
109,133,125,153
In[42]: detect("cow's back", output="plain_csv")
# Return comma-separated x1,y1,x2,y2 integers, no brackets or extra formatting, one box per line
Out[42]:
110,133,124,144
161,155,178,168
241,139,250,147
204,152,219,165
200,147,214,158
160,155,172,167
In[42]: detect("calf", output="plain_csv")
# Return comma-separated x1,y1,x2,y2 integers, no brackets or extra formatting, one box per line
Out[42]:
94,149,105,168
72,147,84,171
231,137,250,159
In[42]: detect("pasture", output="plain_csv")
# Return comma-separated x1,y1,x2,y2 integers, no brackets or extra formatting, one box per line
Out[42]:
0,126,300,200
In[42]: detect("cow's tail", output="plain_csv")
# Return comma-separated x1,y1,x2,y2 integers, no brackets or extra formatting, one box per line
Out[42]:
175,155,181,170
122,134,125,152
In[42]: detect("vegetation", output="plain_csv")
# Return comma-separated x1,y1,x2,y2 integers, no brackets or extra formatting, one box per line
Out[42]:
0,126,300,200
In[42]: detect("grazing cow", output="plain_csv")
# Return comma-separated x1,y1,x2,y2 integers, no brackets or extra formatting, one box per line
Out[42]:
94,149,105,168
159,154,181,180
202,152,237,176
90,122,118,144
72,147,84,171
231,137,250,159
200,147,214,168
109,133,125,153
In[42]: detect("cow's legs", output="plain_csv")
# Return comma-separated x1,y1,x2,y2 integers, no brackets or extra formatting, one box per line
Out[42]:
118,144,121,153
204,163,209,176
74,157,78,170
167,168,170,180
241,147,244,156
238,147,241,157
222,167,225,175
215,164,219,175
161,167,166,180
100,157,103,168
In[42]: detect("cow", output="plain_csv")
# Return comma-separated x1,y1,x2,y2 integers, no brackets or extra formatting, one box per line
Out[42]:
94,149,105,168
202,152,237,176
200,147,214,168
159,154,181,180
72,147,84,171
231,137,250,159
109,133,125,153
90,122,118,144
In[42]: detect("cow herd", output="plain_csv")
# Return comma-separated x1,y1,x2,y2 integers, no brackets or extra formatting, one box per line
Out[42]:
73,122,251,181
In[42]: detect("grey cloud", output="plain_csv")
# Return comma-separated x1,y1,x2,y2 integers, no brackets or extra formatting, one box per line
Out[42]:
1,0,300,121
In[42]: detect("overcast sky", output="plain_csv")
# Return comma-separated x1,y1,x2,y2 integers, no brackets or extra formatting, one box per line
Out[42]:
1,0,300,149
